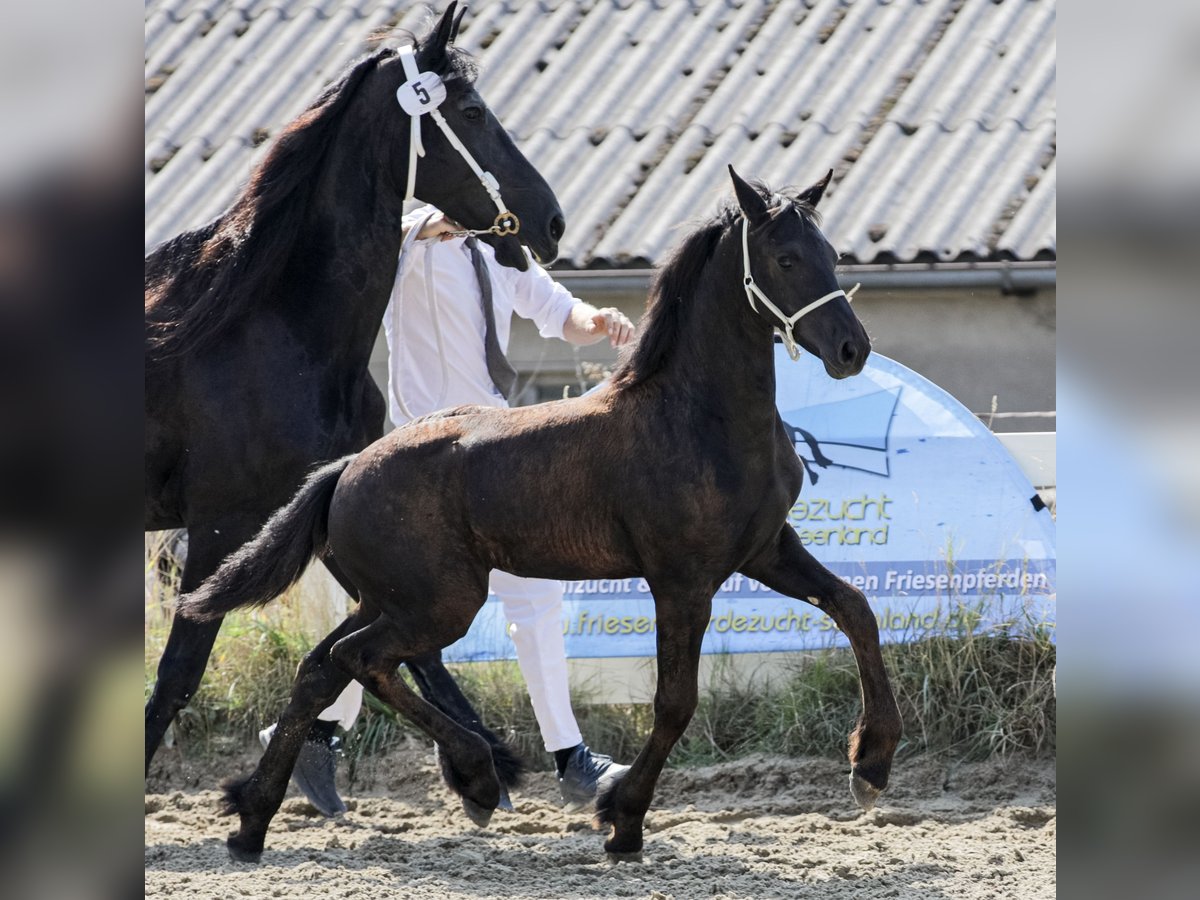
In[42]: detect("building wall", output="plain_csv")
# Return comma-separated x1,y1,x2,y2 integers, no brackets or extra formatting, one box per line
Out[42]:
369,283,1056,434
853,288,1056,433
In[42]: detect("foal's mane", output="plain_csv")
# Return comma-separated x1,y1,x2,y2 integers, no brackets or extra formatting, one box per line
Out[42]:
612,185,818,388
145,39,477,366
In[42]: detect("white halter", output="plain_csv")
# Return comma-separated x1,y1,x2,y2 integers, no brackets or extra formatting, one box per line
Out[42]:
396,45,520,238
740,215,858,361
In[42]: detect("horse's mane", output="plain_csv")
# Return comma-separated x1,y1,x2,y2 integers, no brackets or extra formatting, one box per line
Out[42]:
145,38,477,366
612,185,819,388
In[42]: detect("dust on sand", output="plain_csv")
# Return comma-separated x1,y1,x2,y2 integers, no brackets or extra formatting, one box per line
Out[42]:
146,745,1055,899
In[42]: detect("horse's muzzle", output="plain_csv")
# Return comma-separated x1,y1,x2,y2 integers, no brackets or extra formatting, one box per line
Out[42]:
824,338,870,379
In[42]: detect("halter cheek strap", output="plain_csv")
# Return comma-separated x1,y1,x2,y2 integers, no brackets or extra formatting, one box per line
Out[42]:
741,216,859,361
396,45,520,238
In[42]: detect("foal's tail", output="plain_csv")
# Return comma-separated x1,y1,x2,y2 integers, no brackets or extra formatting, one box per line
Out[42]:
178,456,355,622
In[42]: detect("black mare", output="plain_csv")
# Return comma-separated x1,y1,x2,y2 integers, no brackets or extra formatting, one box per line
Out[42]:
182,167,903,862
145,5,562,800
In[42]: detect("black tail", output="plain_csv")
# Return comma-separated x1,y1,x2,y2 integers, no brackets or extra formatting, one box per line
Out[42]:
177,456,354,622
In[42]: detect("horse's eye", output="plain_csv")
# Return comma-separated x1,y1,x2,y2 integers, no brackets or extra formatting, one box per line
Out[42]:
462,106,483,122
777,255,794,269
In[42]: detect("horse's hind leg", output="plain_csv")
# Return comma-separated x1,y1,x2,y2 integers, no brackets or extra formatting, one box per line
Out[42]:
329,614,502,827
741,526,902,810
319,552,524,798
223,610,368,863
406,652,524,801
145,522,257,772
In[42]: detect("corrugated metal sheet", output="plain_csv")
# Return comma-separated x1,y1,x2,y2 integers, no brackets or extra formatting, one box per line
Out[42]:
145,0,1057,265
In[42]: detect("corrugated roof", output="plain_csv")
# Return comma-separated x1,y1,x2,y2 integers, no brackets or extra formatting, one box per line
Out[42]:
145,0,1057,266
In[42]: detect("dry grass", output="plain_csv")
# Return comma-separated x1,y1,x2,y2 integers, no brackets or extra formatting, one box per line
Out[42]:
145,533,316,755
673,627,1055,766
146,538,1054,769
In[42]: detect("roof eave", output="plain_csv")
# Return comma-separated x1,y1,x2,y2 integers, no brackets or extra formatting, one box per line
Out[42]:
551,261,1057,296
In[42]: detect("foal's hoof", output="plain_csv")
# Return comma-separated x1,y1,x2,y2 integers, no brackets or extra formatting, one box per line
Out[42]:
497,784,514,812
603,834,643,863
461,797,495,828
226,834,263,864
605,848,644,864
850,771,883,812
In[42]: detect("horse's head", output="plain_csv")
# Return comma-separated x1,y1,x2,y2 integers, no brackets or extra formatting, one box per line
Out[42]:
380,4,563,270
729,166,870,378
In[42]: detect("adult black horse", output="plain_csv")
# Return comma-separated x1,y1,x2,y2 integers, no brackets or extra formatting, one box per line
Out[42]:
182,167,903,862
145,4,562,800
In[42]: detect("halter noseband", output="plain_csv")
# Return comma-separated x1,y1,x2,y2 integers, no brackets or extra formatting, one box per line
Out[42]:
396,45,520,238
740,215,858,361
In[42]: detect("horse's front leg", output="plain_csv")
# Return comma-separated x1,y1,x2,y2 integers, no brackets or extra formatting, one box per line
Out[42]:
741,526,902,810
596,585,712,860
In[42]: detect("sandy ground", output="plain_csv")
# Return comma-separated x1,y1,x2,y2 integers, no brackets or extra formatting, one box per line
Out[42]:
145,745,1055,899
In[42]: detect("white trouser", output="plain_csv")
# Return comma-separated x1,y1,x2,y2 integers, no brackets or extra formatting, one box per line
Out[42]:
317,572,581,752
316,676,364,731
490,570,582,752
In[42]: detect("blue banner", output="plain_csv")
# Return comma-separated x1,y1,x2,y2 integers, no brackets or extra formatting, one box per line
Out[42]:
446,350,1056,661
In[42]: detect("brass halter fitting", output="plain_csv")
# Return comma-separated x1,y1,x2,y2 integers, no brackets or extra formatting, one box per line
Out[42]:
491,211,520,236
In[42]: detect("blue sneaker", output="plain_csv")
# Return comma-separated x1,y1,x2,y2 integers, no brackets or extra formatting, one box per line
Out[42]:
258,722,347,818
557,744,630,811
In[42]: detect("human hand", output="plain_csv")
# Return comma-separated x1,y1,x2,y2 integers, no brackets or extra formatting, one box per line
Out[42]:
416,212,464,241
590,307,636,347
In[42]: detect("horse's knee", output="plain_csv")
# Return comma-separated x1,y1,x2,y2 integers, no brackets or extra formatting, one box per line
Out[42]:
831,580,867,609
295,644,328,679
830,584,878,638
329,634,370,680
284,648,342,708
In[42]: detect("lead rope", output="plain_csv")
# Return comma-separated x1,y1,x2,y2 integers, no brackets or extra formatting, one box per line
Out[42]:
425,240,451,411
740,215,859,360
397,45,520,239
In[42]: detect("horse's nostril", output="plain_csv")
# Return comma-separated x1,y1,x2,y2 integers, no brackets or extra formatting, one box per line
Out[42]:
839,341,857,365
548,214,565,242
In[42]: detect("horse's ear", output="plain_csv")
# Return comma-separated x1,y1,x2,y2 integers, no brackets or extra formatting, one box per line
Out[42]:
449,4,467,44
796,170,833,208
729,165,769,228
426,2,458,68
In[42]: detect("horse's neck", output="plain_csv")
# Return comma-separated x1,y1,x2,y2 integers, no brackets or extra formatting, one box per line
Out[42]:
666,239,781,430
287,111,409,368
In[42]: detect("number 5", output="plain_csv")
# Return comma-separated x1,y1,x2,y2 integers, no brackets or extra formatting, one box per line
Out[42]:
414,83,430,105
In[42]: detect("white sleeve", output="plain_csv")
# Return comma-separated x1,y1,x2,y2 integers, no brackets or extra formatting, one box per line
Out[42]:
402,204,436,230
501,251,579,340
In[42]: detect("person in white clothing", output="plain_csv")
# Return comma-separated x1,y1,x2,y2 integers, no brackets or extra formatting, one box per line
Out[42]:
264,205,635,816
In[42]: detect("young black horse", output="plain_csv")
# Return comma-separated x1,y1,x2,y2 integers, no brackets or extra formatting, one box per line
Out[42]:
145,4,561,798
182,167,903,862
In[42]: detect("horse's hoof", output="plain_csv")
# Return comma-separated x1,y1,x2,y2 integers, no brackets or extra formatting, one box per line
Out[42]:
850,771,882,812
497,784,514,812
603,835,643,862
605,848,644,864
461,797,494,828
226,835,263,864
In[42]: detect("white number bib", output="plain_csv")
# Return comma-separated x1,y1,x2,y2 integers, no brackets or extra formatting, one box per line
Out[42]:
396,72,446,115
